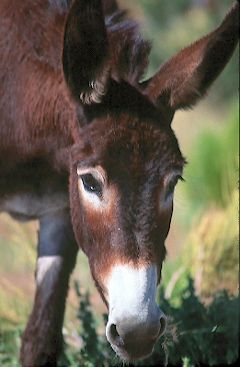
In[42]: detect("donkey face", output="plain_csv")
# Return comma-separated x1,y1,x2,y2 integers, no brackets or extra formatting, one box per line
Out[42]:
63,0,239,362
70,112,184,359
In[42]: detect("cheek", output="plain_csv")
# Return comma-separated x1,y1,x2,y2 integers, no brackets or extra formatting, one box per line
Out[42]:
83,199,117,239
75,179,119,241
84,209,116,269
78,188,122,271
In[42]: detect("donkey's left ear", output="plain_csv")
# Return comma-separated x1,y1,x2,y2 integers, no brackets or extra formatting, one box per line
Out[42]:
143,2,239,117
63,0,110,104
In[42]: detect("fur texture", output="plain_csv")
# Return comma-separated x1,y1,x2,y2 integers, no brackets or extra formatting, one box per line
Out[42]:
0,0,238,365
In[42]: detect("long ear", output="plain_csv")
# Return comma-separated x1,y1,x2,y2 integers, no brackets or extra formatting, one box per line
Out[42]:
143,2,239,115
63,0,110,104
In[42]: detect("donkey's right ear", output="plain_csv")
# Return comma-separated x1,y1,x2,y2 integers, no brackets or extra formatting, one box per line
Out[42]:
63,0,110,104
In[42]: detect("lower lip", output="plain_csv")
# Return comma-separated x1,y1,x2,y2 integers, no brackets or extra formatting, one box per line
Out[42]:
113,343,154,362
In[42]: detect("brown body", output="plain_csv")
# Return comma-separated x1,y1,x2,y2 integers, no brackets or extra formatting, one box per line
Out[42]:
0,0,238,366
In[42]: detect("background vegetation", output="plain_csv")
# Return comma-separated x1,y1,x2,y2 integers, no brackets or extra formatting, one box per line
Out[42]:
0,0,238,366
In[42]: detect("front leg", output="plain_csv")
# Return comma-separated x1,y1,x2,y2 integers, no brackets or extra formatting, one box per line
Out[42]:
20,209,78,367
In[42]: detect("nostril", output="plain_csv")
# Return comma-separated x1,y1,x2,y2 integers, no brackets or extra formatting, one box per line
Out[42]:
159,315,167,337
110,323,119,340
108,323,124,347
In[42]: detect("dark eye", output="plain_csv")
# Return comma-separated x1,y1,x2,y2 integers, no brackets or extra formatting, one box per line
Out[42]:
80,174,102,197
165,175,184,200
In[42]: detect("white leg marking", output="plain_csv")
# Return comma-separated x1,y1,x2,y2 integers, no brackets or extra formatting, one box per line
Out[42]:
36,256,63,286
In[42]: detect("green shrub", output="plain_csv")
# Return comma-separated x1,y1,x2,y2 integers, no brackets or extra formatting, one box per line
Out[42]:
60,282,116,367
0,326,22,367
136,279,239,366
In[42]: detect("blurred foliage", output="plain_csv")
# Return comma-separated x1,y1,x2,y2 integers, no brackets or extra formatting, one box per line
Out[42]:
184,101,239,214
179,102,239,298
185,189,238,298
0,214,35,324
0,214,35,273
0,327,22,367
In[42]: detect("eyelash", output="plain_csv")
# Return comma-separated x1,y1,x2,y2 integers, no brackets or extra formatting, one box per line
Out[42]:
165,175,184,200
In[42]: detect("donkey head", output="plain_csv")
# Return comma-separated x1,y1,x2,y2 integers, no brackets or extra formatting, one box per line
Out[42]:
63,0,239,361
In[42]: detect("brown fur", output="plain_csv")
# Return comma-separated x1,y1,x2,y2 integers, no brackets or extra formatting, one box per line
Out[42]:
0,0,238,365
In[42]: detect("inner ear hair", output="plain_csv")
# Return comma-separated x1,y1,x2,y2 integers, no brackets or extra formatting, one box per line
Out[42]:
79,65,111,105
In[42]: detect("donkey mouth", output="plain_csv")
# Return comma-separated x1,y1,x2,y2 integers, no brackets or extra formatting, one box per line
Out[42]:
110,339,156,362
